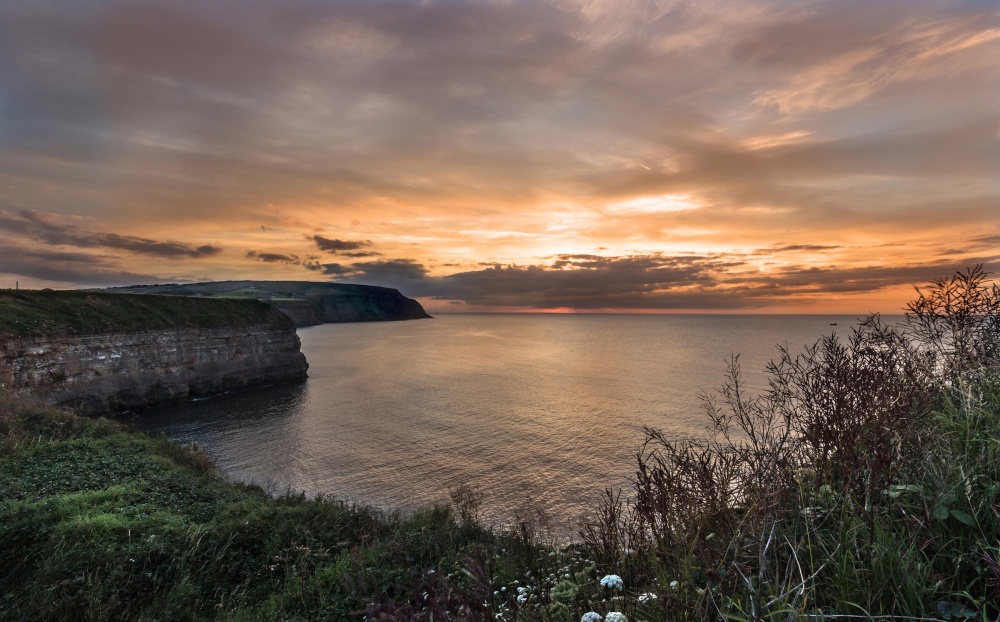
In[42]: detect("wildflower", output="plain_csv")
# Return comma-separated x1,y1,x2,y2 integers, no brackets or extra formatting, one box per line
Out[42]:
517,594,528,604
600,574,624,590
638,592,658,603
606,613,628,622
581,613,603,622
668,580,679,590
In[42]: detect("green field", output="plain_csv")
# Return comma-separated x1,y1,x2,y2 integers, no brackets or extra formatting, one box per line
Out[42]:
0,395,590,621
0,290,290,337
98,280,401,301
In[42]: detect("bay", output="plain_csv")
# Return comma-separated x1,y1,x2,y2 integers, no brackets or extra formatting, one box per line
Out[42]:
135,313,877,537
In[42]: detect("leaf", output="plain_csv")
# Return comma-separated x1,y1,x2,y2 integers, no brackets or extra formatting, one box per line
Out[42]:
933,504,950,521
950,509,976,526
885,484,923,499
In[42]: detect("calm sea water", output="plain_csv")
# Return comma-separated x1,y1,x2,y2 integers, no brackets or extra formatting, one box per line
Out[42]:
134,313,873,536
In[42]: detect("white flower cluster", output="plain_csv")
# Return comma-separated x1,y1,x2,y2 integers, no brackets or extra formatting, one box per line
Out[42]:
637,592,658,603
583,575,630,622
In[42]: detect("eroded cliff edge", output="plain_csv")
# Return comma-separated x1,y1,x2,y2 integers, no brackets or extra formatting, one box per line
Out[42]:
0,291,308,414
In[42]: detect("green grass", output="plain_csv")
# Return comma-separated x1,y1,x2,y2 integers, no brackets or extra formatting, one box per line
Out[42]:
0,394,589,621
98,281,391,299
0,290,291,337
90,280,432,321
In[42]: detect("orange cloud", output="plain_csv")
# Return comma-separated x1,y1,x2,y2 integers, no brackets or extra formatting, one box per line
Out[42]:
0,0,996,309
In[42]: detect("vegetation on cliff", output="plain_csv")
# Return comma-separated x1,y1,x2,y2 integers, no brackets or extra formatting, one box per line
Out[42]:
575,266,1000,621
0,394,569,621
100,280,405,300
0,290,292,337
1,267,999,621
98,280,432,325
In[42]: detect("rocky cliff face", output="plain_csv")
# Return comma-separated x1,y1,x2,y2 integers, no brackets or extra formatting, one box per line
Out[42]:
1,326,308,415
0,291,309,415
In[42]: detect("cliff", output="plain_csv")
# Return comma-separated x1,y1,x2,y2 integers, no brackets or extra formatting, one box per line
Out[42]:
0,291,308,414
270,285,432,325
99,281,432,327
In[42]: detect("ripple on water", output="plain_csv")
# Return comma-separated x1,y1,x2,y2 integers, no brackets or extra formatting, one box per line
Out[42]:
135,313,872,536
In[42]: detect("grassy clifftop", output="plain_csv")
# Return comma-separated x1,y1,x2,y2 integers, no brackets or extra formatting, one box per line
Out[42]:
0,395,569,621
101,280,403,300
0,290,292,338
98,280,432,325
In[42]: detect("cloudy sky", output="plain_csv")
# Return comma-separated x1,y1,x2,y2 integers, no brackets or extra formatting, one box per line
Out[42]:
1,0,997,312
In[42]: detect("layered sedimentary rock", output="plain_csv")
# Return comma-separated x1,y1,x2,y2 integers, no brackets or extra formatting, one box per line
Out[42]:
0,291,308,414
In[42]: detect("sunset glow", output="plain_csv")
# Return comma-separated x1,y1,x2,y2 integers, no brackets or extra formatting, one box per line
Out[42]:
1,0,997,313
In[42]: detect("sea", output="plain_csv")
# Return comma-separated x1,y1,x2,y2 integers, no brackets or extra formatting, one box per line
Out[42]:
134,313,878,538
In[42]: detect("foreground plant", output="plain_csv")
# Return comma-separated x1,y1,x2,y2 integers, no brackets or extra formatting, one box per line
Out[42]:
0,393,564,621
581,266,1000,621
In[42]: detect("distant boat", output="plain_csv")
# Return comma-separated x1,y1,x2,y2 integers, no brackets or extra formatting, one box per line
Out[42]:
830,322,838,326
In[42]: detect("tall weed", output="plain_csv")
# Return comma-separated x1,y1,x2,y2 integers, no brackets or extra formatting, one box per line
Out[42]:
582,267,1000,619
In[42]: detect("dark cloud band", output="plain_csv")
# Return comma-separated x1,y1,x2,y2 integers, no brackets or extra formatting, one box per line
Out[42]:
0,210,221,259
311,236,374,254
326,253,999,311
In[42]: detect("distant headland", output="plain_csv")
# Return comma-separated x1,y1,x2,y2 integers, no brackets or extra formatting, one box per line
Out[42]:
95,280,432,327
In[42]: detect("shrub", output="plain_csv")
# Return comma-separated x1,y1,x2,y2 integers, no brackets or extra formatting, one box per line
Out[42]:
582,267,1000,620
904,264,1000,387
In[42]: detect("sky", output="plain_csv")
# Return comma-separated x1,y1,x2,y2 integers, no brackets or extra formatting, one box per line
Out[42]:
1,0,998,313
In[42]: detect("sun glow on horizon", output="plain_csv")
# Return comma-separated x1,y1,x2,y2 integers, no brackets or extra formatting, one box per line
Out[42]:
0,0,995,312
